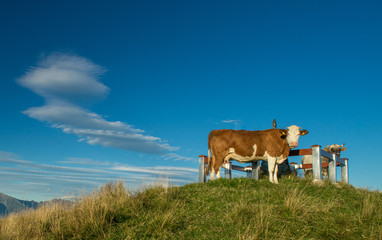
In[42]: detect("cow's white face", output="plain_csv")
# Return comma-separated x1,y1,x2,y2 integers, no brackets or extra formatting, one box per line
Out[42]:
280,125,309,148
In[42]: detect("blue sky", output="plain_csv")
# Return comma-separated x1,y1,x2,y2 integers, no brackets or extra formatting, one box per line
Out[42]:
1,1,381,201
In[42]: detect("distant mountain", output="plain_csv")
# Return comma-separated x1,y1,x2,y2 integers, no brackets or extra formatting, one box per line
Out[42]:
0,203,7,216
0,193,71,217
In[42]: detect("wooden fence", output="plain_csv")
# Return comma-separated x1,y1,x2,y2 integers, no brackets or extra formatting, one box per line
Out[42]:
198,155,260,182
199,145,349,184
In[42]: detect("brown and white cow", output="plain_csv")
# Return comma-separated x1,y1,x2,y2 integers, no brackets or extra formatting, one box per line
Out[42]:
206,125,308,183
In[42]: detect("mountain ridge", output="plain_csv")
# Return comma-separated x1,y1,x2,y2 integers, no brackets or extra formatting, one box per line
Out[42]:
0,192,69,216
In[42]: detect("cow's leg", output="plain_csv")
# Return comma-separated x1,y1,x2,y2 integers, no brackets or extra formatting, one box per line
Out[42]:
216,168,221,178
267,157,277,183
213,165,222,179
209,149,218,180
273,164,279,184
210,168,215,180
213,152,225,180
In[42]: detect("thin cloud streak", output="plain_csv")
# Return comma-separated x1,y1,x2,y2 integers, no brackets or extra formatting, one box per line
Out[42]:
221,119,240,124
110,165,197,176
0,150,198,201
162,153,197,162
60,157,112,166
221,119,242,130
1,153,197,179
65,128,178,154
23,104,134,132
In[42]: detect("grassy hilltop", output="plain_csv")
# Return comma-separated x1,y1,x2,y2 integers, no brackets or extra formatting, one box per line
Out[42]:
0,177,381,240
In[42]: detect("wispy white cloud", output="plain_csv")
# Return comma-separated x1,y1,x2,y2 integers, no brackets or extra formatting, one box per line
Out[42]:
17,52,178,155
0,151,32,165
65,128,177,154
60,157,112,166
0,151,20,160
0,150,198,201
162,153,196,162
152,166,199,173
221,119,242,130
17,52,109,102
222,119,240,124
23,104,134,132
110,164,198,176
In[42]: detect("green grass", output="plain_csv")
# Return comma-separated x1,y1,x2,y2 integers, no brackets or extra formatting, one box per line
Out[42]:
0,177,381,239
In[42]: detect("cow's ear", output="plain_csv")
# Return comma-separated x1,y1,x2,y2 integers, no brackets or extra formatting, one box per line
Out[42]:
300,130,309,135
279,129,287,136
323,147,330,151
341,147,347,152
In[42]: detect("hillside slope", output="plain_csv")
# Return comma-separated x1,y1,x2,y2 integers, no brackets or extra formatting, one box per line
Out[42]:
0,177,381,239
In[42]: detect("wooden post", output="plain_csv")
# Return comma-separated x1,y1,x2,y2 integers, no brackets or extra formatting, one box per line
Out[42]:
224,162,232,179
328,153,337,183
341,158,349,184
251,161,260,180
198,155,206,183
311,145,323,184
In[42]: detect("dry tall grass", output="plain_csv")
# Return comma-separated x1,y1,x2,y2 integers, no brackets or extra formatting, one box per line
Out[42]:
0,181,131,239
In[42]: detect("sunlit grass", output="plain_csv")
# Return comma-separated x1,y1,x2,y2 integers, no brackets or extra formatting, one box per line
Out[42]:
0,176,381,239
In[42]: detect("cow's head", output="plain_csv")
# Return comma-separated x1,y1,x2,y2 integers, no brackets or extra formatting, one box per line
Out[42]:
324,144,346,154
279,125,308,149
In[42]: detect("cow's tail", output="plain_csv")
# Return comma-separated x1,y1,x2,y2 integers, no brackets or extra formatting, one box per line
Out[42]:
205,130,217,176
205,148,211,175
